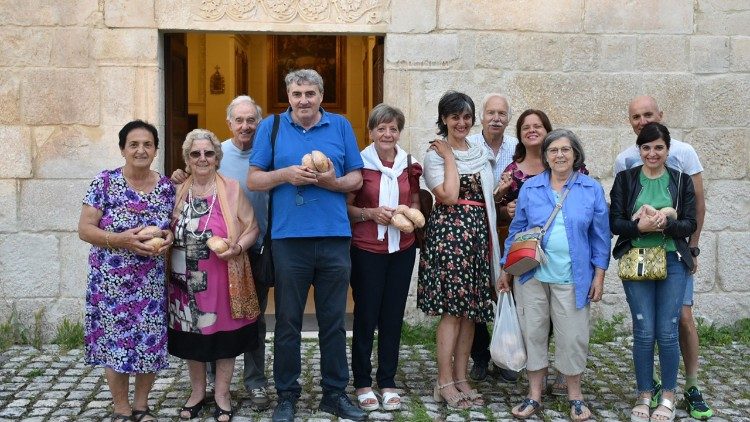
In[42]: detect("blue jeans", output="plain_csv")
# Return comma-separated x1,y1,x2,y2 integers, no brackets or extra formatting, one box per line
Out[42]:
272,237,351,397
622,252,688,393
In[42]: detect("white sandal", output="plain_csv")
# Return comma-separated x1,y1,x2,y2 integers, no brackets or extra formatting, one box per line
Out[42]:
381,391,401,411
356,390,379,411
650,397,675,422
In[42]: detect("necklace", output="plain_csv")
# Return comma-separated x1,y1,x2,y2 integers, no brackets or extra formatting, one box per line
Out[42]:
122,171,152,196
187,181,217,239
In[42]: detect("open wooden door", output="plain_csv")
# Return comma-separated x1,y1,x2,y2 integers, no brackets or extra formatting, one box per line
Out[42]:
164,33,190,175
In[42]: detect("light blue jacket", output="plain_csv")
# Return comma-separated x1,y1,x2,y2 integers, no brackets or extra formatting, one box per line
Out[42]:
501,171,611,308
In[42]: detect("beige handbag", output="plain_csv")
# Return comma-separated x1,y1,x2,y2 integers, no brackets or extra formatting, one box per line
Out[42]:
617,244,667,281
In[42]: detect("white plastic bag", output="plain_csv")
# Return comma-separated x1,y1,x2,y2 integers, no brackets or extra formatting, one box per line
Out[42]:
489,291,527,371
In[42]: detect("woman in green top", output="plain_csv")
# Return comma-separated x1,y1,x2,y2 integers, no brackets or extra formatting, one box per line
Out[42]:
609,122,697,422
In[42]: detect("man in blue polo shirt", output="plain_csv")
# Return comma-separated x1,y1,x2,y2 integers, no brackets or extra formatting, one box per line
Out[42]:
247,69,366,422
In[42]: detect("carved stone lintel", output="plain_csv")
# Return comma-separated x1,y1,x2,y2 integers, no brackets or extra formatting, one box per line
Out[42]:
194,0,390,24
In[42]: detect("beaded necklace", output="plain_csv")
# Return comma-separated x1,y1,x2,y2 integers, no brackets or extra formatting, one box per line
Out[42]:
187,181,217,239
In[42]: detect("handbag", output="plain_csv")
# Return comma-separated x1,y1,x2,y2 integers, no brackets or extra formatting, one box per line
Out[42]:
617,244,667,281
407,154,433,250
490,291,527,371
504,174,576,276
252,114,280,288
617,171,682,282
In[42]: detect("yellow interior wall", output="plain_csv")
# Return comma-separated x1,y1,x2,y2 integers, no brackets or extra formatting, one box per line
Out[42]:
187,33,370,151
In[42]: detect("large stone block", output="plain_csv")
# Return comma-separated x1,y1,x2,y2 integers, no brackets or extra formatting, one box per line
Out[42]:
692,231,716,294
101,67,136,125
600,35,637,72
475,34,599,72
0,71,20,124
505,73,639,128
687,129,749,180
730,37,750,71
569,128,621,179
692,294,750,326
0,0,99,26
691,36,731,73
635,36,690,72
59,234,89,299
585,0,693,34
0,126,33,178
0,180,18,233
439,0,583,32
717,232,750,292
20,69,100,125
0,298,84,343
0,27,52,67
0,233,60,298
696,0,750,36
134,66,163,124
695,75,750,127
639,75,697,129
703,180,750,231
19,179,92,232
385,34,459,69
104,0,156,28
91,28,158,64
33,125,123,179
50,28,92,68
389,0,436,33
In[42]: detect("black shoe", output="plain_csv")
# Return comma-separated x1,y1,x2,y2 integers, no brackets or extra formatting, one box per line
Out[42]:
272,396,296,422
319,392,368,421
469,363,488,381
495,367,520,383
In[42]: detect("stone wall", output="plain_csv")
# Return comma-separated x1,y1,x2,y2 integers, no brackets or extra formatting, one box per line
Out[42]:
0,0,747,338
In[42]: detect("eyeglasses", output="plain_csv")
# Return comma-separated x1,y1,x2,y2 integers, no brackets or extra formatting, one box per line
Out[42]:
639,144,667,152
189,150,216,159
295,188,318,206
546,147,573,156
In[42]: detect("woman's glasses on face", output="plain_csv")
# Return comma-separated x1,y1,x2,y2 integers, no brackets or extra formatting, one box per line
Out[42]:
189,150,216,159
639,144,666,152
546,146,573,156
295,188,318,206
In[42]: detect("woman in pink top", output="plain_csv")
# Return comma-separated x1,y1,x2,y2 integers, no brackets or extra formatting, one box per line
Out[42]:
347,104,422,412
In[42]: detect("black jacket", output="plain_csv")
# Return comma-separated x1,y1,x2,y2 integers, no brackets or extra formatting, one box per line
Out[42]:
609,165,697,271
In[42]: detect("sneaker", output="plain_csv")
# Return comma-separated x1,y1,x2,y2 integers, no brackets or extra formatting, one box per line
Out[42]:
684,386,714,420
319,391,368,421
649,379,662,409
272,396,296,422
248,386,271,411
469,363,488,381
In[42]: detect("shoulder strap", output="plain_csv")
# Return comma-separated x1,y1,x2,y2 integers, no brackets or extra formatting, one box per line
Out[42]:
540,172,577,234
263,114,280,247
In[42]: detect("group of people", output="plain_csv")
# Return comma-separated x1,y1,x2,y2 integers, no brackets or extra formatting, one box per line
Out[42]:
78,66,713,422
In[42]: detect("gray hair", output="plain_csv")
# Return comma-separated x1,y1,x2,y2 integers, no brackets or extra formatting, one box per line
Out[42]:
541,129,586,171
480,93,512,120
367,103,405,131
182,128,223,170
226,95,263,122
284,69,324,94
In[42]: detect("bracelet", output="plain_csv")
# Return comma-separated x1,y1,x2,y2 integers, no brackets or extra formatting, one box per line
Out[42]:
237,243,244,255
360,207,366,222
105,232,112,249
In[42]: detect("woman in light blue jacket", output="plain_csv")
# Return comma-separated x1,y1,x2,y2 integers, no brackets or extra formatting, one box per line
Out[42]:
498,129,610,421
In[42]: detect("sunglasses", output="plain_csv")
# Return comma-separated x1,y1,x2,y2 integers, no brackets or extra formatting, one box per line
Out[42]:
295,188,318,206
189,150,216,159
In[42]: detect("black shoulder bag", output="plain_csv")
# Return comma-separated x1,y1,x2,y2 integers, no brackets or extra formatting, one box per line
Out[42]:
251,114,280,287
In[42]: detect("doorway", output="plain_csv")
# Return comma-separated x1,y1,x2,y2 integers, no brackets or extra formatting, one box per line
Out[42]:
164,32,384,329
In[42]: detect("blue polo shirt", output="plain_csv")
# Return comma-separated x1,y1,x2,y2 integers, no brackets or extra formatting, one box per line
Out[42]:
249,108,363,239
501,171,611,308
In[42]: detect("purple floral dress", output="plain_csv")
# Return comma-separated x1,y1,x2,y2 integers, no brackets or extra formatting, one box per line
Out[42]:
417,173,493,322
83,168,175,373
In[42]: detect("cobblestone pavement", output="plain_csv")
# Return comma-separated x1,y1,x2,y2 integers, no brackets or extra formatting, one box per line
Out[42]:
1,338,748,421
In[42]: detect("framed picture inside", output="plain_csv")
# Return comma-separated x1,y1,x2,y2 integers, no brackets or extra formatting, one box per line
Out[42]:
268,35,346,113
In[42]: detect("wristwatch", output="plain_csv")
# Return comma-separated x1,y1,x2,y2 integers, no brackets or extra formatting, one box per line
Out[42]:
689,247,700,257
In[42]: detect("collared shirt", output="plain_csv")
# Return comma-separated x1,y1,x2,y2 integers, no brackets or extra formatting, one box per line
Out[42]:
502,171,611,309
249,108,364,239
468,132,518,183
